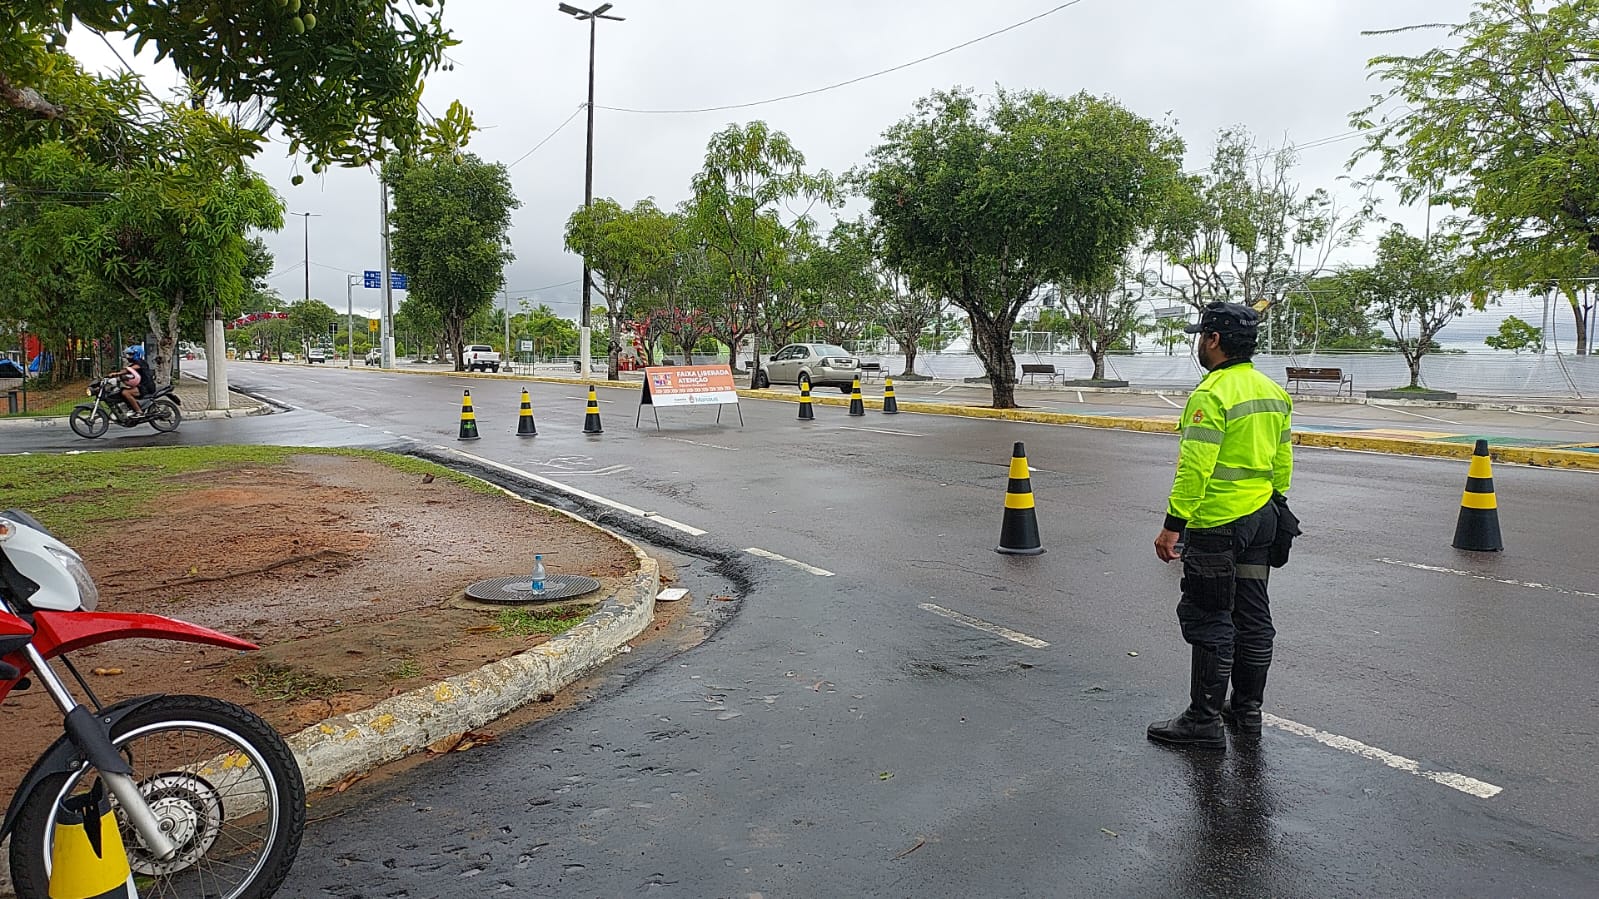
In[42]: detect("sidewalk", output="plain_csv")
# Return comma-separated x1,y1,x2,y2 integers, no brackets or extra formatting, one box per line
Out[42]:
0,374,269,430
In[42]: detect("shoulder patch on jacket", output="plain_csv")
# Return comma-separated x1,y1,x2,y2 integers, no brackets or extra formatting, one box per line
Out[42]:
1191,409,1204,423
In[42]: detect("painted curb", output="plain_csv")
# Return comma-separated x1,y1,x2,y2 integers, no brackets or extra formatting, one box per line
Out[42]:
284,487,658,795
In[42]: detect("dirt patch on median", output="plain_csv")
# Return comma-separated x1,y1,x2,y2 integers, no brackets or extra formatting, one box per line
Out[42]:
0,452,680,794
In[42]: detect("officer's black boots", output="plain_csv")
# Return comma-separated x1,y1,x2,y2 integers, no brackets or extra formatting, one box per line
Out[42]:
1222,663,1268,734
1147,647,1229,751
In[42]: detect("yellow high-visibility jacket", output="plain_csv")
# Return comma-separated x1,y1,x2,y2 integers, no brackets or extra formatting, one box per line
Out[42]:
1165,360,1293,531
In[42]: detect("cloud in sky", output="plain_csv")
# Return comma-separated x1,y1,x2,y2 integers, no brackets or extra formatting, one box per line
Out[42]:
67,0,1464,320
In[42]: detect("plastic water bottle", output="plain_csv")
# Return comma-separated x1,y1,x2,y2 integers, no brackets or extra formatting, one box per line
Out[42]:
531,555,546,596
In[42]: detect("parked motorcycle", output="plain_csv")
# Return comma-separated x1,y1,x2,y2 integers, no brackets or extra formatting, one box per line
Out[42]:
0,508,304,898
69,377,182,438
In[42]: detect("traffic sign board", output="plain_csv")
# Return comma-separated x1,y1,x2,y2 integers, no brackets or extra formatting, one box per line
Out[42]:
362,271,409,290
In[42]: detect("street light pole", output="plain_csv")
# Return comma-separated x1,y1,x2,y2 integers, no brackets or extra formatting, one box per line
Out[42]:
291,211,320,302
560,2,625,380
346,274,359,369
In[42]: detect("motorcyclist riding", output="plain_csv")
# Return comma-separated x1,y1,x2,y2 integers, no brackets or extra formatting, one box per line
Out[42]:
115,346,150,415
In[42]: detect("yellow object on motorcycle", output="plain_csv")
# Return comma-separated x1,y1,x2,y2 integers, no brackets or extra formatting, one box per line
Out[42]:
47,781,136,899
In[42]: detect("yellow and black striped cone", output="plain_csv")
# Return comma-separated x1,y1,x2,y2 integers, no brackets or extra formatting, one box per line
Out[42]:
582,385,603,434
882,375,899,414
797,381,815,420
48,781,135,898
457,389,480,441
996,441,1044,555
848,377,865,416
1452,439,1503,552
516,388,538,437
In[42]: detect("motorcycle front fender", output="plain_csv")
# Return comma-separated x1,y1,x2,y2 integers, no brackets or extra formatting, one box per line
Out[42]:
0,693,167,843
27,609,258,662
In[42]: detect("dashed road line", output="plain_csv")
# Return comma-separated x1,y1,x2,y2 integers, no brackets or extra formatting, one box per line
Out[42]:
744,548,834,577
1371,404,1461,425
1376,558,1598,598
837,425,924,437
658,436,739,451
1263,714,1503,799
447,448,707,536
1156,393,1181,409
917,602,1050,648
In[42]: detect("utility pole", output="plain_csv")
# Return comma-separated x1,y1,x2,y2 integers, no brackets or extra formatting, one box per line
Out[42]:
378,181,395,368
560,2,625,380
346,274,359,369
291,211,321,302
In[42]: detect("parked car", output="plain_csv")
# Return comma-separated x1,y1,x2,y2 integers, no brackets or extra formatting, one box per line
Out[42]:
306,347,327,364
365,349,382,366
753,343,861,392
462,344,501,373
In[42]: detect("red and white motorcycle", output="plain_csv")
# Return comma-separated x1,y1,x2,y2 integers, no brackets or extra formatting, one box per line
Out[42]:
0,509,304,898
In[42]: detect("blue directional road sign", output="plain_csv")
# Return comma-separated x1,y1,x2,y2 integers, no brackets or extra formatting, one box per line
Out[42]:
363,271,409,290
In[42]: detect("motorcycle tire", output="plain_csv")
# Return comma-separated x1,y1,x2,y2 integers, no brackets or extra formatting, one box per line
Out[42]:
68,406,109,439
9,695,306,899
148,400,182,433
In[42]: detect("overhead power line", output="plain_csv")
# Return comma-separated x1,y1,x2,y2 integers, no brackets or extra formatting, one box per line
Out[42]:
507,105,587,168
595,0,1091,115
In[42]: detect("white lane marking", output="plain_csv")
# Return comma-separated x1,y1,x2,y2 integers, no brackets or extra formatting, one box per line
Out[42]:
1157,393,1181,408
917,602,1050,648
447,448,707,536
1376,558,1598,598
555,465,632,476
744,547,834,577
935,385,959,396
1262,713,1502,799
1370,404,1461,424
565,395,617,404
1506,408,1599,429
357,423,371,428
837,425,924,437
658,436,739,451
1075,390,1084,403
376,377,398,381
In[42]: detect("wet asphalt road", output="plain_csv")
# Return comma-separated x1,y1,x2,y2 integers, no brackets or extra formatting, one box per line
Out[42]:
7,364,1599,896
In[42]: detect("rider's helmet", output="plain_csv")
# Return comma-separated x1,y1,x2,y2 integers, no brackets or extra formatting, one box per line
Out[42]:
124,345,145,362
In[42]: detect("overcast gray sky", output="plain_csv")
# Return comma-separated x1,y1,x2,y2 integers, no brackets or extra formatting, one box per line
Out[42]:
70,0,1469,322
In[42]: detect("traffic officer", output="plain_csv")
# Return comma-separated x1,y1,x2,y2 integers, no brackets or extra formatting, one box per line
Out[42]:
1149,301,1293,751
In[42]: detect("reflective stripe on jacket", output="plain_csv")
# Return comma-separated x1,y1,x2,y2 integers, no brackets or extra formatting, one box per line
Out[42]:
1166,361,1293,530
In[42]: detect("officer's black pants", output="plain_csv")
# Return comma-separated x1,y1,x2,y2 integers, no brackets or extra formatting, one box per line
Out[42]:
1176,500,1277,670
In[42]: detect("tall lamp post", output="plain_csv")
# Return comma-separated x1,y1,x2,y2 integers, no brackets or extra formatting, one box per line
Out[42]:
291,211,321,302
559,2,624,380
346,274,359,369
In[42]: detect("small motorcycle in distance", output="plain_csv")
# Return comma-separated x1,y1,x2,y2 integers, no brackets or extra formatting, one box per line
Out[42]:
0,508,304,898
69,377,182,438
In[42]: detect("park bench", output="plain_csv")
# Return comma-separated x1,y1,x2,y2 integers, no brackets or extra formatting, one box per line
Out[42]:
1020,363,1063,386
858,361,885,383
1286,366,1353,397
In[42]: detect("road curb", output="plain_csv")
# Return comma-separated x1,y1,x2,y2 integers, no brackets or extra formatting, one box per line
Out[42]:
284,486,659,796
0,402,273,431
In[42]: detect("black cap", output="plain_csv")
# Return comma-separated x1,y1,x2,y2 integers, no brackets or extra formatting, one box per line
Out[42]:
1184,301,1259,336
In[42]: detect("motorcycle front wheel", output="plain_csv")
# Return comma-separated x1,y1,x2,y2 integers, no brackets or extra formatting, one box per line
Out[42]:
68,405,109,439
148,400,182,433
9,695,306,899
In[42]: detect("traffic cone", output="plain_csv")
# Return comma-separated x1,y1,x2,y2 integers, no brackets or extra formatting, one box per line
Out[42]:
1452,439,1503,552
882,375,900,414
797,381,815,420
516,388,537,437
457,389,480,441
582,385,603,434
996,442,1043,555
48,781,136,898
848,377,865,416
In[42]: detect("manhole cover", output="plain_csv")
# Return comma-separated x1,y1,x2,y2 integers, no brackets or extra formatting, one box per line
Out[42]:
465,574,602,604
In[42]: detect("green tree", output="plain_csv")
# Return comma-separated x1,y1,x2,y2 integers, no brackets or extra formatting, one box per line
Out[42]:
691,121,834,373
1485,315,1544,353
1353,0,1599,354
286,298,337,350
1344,225,1469,388
565,197,676,378
3,1,457,169
794,219,885,351
1279,276,1385,351
384,151,518,370
860,88,1183,407
1055,267,1146,380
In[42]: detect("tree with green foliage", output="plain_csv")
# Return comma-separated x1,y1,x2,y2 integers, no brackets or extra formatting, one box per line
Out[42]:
793,219,885,351
691,121,834,373
1343,225,1469,388
2,0,457,169
1275,276,1386,351
1485,315,1543,353
384,151,518,370
564,197,677,378
1055,267,1146,380
860,87,1184,407
1353,0,1599,354
286,298,337,350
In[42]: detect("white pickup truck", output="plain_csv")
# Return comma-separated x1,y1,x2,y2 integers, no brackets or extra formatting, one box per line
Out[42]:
462,345,501,373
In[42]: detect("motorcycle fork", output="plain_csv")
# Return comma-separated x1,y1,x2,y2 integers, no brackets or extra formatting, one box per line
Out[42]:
20,643,179,861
